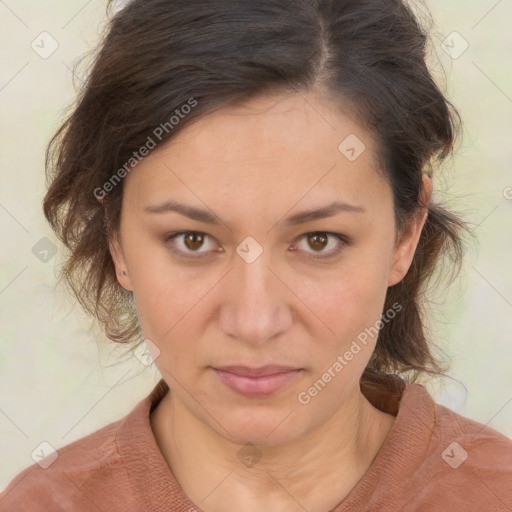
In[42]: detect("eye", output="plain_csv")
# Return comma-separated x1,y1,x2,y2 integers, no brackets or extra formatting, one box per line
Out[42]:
164,230,349,261
164,231,219,258
292,232,348,260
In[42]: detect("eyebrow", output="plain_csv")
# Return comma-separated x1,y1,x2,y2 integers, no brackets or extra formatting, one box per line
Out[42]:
143,199,366,226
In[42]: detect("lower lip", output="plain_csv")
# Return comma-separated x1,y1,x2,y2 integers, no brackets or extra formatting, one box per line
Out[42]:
212,368,303,398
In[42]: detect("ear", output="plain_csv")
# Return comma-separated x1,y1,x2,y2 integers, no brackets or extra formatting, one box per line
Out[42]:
109,233,134,292
387,173,432,287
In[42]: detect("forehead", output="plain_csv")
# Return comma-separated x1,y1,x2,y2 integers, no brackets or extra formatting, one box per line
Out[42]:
123,91,389,215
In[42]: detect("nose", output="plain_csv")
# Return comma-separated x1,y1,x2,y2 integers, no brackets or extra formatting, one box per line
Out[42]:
218,249,293,347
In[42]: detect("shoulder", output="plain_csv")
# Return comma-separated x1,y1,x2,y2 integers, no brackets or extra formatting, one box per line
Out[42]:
0,418,131,512
407,384,512,510
431,394,512,469
0,380,168,512
431,397,512,475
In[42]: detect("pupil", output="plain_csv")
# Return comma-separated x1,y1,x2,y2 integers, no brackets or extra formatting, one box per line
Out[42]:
309,233,327,251
185,233,203,250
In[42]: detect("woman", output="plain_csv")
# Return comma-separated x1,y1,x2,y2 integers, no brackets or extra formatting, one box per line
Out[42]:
1,0,510,510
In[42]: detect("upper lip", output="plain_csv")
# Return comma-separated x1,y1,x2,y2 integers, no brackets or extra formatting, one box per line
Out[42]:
213,365,302,377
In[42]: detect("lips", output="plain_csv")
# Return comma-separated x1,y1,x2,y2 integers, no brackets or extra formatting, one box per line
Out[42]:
213,365,301,377
211,365,303,397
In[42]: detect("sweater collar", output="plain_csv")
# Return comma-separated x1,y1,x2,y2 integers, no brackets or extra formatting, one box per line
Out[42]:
116,377,436,511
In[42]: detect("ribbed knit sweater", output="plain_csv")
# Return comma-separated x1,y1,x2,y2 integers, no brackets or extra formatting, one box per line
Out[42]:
1,378,511,511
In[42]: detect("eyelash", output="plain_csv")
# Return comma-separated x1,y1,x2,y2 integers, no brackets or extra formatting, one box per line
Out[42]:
164,231,349,261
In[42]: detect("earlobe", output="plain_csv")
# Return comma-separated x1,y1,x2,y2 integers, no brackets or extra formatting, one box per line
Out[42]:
108,237,133,291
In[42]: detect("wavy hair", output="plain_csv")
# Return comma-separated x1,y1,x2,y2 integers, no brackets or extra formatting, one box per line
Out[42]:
43,0,473,397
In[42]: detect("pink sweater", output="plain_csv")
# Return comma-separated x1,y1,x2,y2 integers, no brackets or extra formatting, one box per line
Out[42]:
1,378,511,511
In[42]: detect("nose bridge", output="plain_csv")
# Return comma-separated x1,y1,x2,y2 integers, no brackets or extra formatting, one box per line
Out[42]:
219,244,291,345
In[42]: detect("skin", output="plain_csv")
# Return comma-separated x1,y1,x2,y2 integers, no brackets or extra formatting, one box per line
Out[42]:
109,89,432,512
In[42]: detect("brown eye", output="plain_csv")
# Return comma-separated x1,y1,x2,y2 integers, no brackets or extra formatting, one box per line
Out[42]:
307,233,329,251
183,232,205,251
165,231,218,258
294,231,348,260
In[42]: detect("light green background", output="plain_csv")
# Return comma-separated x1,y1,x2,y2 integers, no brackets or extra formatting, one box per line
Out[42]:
1,0,511,491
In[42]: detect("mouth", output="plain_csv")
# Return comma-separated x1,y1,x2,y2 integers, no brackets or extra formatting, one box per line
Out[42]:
211,365,304,398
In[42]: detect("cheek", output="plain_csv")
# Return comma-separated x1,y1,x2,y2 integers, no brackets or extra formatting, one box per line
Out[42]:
123,233,195,329
133,273,207,341
294,257,392,386
128,257,216,373
307,256,390,337
133,284,206,380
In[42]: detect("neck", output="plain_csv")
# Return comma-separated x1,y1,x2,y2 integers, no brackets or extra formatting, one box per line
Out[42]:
151,385,396,512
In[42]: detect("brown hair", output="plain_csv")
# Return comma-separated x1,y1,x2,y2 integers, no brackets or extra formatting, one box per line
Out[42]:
43,0,473,394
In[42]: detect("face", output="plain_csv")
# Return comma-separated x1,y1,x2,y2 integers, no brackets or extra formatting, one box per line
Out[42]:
109,90,429,446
